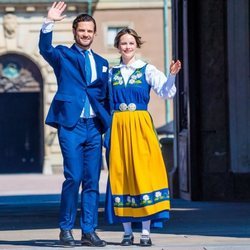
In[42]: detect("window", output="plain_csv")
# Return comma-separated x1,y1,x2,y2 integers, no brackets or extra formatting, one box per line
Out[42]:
107,26,124,47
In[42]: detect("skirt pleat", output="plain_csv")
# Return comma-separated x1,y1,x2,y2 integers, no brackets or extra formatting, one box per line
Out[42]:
106,111,170,227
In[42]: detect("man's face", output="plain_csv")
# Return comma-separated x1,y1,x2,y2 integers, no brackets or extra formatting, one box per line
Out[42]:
73,21,95,49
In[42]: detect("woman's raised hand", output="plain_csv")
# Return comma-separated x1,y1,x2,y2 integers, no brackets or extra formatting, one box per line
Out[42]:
170,60,182,75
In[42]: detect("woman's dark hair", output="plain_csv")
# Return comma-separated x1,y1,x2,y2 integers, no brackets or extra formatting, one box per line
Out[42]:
72,14,97,32
114,27,144,48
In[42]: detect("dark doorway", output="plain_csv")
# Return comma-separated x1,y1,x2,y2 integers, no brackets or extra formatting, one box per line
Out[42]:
172,0,202,200
0,53,43,173
0,93,42,173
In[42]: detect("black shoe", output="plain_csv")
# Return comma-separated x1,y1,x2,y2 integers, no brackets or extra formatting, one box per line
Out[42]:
81,231,106,247
59,229,75,246
140,235,152,247
121,234,134,246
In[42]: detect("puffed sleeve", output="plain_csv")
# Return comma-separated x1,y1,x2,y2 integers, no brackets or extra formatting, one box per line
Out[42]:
145,64,177,99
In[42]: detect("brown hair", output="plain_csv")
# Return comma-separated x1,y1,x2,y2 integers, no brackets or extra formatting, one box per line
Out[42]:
114,27,144,48
72,14,97,32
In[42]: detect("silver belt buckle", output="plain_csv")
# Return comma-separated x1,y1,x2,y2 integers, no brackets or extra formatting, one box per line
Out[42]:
119,103,128,111
128,103,136,111
119,102,137,111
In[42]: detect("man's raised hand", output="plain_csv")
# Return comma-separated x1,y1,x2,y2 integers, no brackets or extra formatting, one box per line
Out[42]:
47,1,67,22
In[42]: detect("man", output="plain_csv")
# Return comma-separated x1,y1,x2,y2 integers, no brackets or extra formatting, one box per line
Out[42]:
39,1,110,247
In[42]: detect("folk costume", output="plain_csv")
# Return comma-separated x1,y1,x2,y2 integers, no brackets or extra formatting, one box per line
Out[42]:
106,59,176,228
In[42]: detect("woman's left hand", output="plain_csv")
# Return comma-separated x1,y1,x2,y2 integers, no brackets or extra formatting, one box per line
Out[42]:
170,60,182,75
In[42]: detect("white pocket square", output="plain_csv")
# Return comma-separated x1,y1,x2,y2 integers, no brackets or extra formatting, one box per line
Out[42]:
102,66,108,72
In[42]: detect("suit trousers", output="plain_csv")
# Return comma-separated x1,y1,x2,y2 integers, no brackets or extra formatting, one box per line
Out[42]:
58,118,102,233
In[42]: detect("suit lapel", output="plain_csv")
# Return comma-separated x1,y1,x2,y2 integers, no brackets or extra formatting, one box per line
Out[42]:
71,44,87,85
71,46,102,86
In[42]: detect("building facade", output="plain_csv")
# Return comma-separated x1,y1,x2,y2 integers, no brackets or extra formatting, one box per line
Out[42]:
172,0,250,201
0,0,173,174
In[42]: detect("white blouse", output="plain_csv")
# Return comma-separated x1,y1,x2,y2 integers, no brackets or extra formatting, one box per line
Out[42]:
111,59,177,99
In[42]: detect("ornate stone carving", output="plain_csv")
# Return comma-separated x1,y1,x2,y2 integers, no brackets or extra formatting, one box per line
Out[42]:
0,63,40,93
3,14,18,39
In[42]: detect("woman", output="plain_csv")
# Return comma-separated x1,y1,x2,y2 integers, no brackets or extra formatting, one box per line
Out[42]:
105,28,181,246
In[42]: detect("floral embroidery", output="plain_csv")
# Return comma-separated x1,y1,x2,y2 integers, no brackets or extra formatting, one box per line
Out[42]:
112,70,123,85
154,191,165,201
131,197,137,207
112,68,143,86
125,196,132,206
114,196,123,207
128,69,143,84
113,188,169,208
140,194,152,206
115,197,120,203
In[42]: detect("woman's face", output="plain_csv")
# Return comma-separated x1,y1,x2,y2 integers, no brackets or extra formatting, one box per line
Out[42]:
118,33,137,62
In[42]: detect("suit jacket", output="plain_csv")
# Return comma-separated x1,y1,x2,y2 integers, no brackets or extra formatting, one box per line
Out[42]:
39,31,111,133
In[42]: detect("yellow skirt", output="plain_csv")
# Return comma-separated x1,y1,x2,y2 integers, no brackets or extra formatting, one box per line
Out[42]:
109,111,170,219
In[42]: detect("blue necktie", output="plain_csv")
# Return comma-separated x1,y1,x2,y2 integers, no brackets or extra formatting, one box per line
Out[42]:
83,50,91,118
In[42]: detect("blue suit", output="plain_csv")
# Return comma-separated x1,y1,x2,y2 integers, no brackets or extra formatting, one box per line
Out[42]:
39,31,111,233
